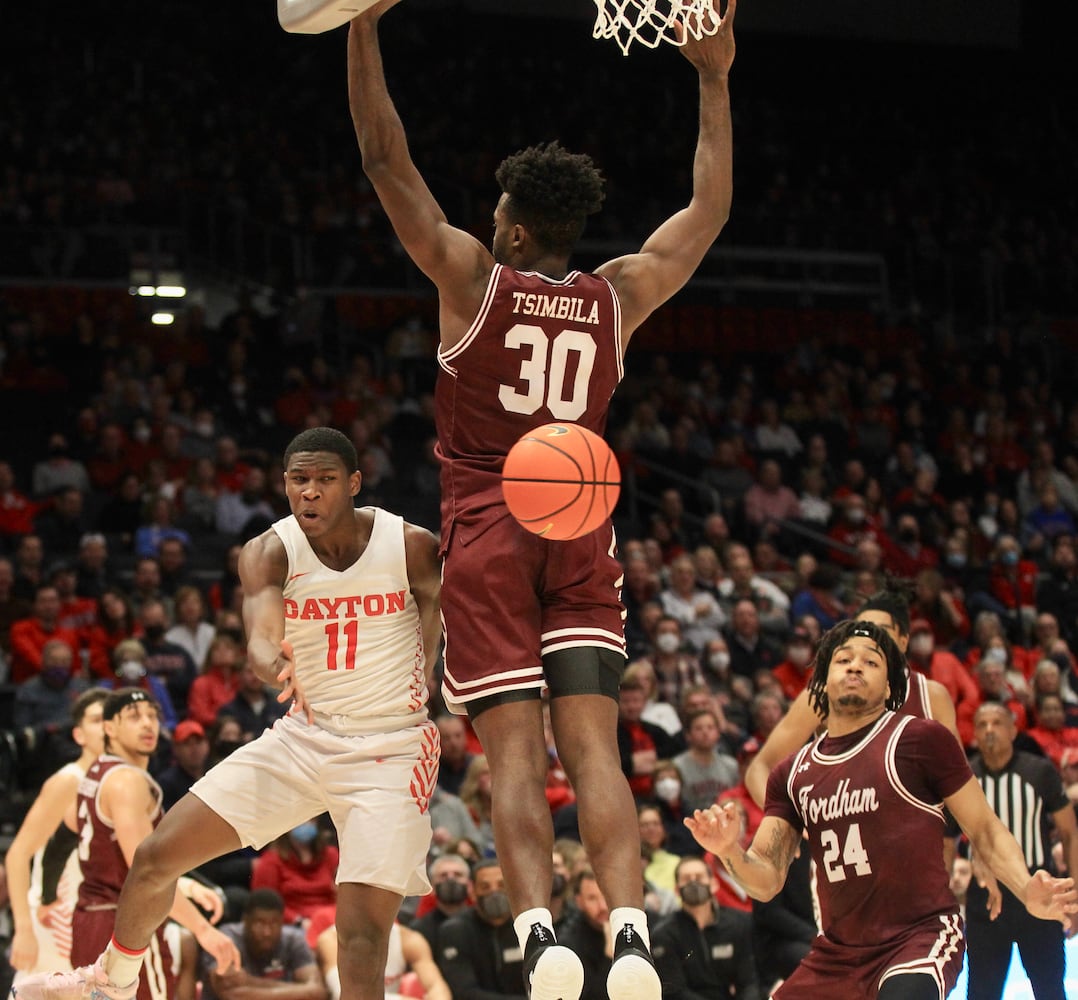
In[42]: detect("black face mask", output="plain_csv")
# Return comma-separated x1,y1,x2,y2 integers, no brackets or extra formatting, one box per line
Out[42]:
143,624,165,642
434,880,469,906
679,882,712,907
550,873,568,898
476,891,511,922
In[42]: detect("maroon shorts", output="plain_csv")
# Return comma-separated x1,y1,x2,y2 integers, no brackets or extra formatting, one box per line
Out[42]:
440,514,626,707
71,909,175,1000
773,915,964,999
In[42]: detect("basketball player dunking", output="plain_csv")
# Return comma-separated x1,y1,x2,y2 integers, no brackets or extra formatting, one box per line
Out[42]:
16,428,443,1000
687,619,1077,1000
347,4,736,1000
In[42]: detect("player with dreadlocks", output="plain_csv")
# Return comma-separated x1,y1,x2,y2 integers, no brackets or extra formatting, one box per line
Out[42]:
686,618,1077,1000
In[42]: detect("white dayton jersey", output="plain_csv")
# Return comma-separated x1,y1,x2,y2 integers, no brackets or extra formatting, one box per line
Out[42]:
272,507,427,728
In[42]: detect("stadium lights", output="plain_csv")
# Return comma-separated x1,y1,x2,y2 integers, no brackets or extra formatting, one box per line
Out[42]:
151,312,176,326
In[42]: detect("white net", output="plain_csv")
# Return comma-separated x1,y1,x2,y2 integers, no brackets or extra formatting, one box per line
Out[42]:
592,0,722,56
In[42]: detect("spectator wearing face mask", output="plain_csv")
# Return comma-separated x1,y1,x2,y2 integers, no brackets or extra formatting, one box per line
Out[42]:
13,638,90,730
410,853,474,951
651,856,760,1000
986,534,1040,642
250,822,340,928
433,859,524,1000
906,620,979,747
106,637,179,732
769,626,816,701
648,760,703,858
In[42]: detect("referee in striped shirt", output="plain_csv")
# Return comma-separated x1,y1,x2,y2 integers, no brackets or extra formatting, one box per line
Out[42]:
964,702,1078,999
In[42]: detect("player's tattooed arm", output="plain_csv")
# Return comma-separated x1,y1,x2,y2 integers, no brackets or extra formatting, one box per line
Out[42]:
687,808,797,901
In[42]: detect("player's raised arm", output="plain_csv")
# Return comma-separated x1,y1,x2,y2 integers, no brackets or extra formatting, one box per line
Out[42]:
597,0,736,343
347,2,490,333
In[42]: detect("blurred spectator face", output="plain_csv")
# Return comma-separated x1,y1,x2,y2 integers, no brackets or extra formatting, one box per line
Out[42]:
685,711,720,751
134,559,161,593
637,807,666,851
79,534,108,570
843,496,867,525
1034,614,1061,647
1032,660,1062,697
731,600,759,637
668,557,696,595
855,539,883,572
174,729,209,774
978,661,1009,699
618,685,647,723
660,489,684,521
207,637,241,673
574,874,609,931
159,540,187,575
702,514,729,548
243,903,285,962
437,715,470,767
654,618,683,655
640,601,664,640
17,535,44,570
33,586,61,626
239,662,264,694
0,461,14,492
996,535,1021,566
908,626,934,660
1036,694,1065,732
0,558,13,592
40,641,75,689
727,551,754,587
693,546,720,584
796,615,822,646
752,693,785,736
758,461,782,490
1052,536,1077,572
950,858,972,904
704,638,730,675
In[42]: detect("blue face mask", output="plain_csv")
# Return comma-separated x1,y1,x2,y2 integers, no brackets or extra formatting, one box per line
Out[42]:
1001,551,1019,566
290,823,319,846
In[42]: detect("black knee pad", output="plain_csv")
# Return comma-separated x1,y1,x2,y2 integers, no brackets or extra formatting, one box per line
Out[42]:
544,646,625,700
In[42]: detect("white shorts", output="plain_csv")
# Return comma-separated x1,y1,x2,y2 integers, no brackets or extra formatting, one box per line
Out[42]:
190,713,439,897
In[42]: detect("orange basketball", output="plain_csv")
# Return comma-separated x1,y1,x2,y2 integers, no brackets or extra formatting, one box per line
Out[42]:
502,423,621,541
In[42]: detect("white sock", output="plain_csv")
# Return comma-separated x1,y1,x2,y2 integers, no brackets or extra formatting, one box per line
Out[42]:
609,908,650,951
325,967,341,1000
103,938,146,987
514,908,555,953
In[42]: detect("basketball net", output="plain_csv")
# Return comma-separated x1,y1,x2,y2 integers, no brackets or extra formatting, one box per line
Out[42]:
592,0,721,56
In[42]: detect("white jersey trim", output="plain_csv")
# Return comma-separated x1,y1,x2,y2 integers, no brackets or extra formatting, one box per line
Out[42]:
438,264,503,371
884,715,946,820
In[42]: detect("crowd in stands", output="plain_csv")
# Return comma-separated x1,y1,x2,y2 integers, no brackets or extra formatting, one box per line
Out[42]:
2,1,1078,995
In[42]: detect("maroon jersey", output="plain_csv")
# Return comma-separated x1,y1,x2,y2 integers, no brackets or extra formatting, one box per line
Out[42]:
75,755,163,910
766,712,972,948
896,668,932,721
435,264,624,547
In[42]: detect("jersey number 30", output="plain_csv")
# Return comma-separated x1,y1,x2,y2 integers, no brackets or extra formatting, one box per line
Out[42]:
820,823,873,882
498,325,597,421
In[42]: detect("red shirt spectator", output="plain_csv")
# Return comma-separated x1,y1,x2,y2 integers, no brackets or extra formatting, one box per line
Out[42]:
987,536,1039,615
8,585,81,683
770,626,815,701
186,636,244,727
1026,694,1078,770
907,619,980,747
826,494,887,569
251,828,340,926
0,461,45,538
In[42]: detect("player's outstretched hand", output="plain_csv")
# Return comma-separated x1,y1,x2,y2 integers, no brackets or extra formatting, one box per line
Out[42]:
1024,869,1078,929
685,802,743,856
676,0,736,76
276,640,313,724
197,924,243,974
